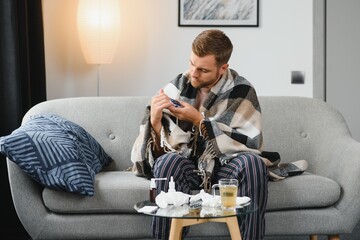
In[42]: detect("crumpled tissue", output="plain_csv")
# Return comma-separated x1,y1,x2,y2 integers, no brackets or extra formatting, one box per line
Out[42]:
156,205,189,217
237,196,251,206
190,190,220,207
155,191,190,208
154,189,251,209
200,206,223,217
190,189,251,207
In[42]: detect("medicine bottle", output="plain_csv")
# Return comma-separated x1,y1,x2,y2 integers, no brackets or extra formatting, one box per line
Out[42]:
150,178,166,203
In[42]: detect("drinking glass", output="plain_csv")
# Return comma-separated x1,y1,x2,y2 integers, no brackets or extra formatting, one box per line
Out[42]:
212,179,238,211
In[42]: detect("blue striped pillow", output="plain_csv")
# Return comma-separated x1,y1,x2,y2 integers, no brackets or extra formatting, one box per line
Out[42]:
0,114,112,196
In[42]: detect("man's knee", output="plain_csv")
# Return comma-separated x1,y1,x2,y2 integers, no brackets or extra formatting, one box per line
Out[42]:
155,152,182,166
235,153,268,176
153,153,184,177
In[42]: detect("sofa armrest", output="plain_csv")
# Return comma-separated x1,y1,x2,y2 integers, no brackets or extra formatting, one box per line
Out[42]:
7,160,48,239
312,134,360,231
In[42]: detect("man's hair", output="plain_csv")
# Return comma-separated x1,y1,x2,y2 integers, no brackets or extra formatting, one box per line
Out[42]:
192,29,233,67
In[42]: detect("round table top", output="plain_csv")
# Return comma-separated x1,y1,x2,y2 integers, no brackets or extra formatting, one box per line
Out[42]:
134,200,258,219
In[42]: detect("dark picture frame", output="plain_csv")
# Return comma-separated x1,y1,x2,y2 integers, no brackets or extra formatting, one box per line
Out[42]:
178,0,259,27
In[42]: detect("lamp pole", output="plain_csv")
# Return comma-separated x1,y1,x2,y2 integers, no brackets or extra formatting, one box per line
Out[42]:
97,64,100,96
77,0,120,96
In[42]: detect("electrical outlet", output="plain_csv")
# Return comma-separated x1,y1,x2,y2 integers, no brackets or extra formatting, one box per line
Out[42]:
291,71,305,84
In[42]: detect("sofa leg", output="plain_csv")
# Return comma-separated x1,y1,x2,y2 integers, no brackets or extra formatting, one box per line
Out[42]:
310,234,340,240
310,235,318,240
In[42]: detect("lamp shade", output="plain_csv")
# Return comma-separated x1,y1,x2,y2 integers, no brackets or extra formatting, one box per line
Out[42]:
77,0,120,64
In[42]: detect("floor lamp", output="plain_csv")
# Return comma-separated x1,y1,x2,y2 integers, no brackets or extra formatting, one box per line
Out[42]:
77,0,120,96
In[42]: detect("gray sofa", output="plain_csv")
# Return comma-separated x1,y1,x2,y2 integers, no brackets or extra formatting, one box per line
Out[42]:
7,96,360,240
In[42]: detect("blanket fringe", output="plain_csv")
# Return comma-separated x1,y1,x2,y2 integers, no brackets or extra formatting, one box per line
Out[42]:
193,169,212,193
196,141,217,192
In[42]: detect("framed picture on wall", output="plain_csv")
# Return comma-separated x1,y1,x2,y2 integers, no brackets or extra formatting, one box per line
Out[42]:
178,0,259,27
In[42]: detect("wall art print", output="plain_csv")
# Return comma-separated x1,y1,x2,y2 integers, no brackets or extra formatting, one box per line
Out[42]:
179,0,259,27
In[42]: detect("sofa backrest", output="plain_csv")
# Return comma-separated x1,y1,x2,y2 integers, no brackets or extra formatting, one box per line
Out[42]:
22,96,150,171
22,96,350,174
259,96,350,176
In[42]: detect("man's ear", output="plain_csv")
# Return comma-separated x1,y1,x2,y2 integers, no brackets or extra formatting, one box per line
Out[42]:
219,63,229,74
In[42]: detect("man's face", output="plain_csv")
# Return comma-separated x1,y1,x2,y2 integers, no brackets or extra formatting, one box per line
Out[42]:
189,52,228,91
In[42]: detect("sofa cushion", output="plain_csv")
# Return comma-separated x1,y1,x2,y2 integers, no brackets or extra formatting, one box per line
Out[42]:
42,171,341,213
42,171,149,213
267,172,341,211
0,114,113,196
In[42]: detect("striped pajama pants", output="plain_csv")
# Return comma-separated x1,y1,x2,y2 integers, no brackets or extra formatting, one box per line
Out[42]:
151,152,268,240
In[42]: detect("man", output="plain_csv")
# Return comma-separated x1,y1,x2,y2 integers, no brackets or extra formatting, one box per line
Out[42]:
131,29,268,240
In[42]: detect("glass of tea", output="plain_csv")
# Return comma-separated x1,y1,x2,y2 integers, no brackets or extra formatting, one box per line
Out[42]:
212,179,238,211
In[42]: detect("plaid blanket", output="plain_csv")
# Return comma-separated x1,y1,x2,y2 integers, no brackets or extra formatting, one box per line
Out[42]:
131,68,271,190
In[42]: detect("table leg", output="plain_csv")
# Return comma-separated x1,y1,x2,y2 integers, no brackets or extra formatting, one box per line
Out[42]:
169,219,184,240
169,218,212,240
225,216,242,240
208,216,241,240
169,217,242,240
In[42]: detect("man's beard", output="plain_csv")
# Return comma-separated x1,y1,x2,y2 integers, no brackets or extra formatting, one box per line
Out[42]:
190,72,221,89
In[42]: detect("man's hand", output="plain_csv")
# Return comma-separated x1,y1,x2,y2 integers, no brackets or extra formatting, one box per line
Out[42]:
151,89,204,132
168,101,204,127
150,89,172,135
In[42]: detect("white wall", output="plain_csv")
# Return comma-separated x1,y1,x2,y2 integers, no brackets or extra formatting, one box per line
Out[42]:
43,0,313,100
326,0,360,141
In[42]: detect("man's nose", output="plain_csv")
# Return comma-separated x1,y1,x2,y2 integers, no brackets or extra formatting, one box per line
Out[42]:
191,69,199,78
